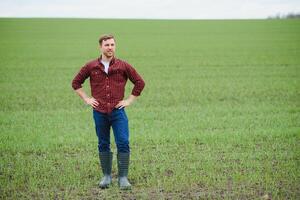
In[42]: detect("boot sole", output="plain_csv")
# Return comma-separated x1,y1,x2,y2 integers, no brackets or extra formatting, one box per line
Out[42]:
120,187,131,190
99,184,110,189
119,185,131,190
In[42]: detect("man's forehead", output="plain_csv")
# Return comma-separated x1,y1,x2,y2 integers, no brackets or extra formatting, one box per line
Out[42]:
102,38,115,44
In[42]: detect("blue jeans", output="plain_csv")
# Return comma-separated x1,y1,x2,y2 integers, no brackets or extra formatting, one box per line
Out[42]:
93,108,130,153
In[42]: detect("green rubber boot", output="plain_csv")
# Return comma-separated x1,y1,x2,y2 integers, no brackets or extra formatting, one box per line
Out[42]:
99,151,113,188
117,152,132,190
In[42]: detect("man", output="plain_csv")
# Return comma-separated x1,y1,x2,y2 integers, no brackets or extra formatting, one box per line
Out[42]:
71,34,145,190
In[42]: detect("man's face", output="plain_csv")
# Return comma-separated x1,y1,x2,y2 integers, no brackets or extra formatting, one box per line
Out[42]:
100,38,115,58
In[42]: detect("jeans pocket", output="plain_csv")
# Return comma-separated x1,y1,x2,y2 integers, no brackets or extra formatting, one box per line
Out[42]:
120,108,128,121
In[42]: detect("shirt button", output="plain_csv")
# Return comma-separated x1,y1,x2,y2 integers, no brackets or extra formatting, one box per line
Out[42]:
107,94,110,97
106,85,109,88
107,103,110,106
106,77,108,80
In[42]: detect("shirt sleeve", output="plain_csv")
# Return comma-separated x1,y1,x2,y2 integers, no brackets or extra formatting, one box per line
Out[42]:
71,64,90,90
125,63,145,96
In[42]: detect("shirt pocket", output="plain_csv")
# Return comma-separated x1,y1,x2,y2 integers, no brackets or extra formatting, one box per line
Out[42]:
90,70,104,83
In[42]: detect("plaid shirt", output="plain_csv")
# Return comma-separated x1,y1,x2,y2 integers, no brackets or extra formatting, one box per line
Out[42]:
72,57,145,113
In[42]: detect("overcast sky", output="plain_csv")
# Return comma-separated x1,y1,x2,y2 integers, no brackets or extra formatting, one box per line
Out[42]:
0,0,299,19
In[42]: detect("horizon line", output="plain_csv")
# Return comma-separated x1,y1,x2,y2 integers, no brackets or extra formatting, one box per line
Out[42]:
0,16,280,21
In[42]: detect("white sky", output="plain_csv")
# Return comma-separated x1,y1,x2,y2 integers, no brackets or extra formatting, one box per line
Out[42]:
0,0,299,19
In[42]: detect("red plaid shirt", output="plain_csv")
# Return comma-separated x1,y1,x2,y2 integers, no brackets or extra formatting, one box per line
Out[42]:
72,57,145,113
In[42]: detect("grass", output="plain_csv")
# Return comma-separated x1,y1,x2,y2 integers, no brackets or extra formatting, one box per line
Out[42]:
0,18,299,199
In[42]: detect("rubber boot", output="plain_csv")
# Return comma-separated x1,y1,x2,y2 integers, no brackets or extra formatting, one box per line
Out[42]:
117,152,132,190
99,151,113,188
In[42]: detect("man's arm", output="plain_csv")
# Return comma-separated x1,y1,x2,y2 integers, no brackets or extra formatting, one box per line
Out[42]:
75,88,99,108
125,63,145,97
115,63,145,109
72,64,98,108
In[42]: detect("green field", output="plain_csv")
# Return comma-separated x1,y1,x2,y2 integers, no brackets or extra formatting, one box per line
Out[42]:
0,18,299,199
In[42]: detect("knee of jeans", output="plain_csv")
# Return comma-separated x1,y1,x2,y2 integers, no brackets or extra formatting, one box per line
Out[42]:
98,143,110,152
116,143,130,153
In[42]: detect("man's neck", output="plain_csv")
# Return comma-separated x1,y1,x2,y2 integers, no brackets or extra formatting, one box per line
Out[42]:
101,54,113,63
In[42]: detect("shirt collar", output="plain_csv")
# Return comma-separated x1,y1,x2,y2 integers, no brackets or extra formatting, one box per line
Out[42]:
98,55,116,66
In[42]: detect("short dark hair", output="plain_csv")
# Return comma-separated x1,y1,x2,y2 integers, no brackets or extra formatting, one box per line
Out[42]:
99,34,115,45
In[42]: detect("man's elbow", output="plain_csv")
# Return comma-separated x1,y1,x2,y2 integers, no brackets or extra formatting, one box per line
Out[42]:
138,79,145,92
72,80,81,91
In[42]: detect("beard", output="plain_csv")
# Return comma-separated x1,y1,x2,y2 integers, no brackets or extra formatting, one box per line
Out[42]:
103,51,114,58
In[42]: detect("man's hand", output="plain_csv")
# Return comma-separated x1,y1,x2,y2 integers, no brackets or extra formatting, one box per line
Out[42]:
115,95,138,109
115,99,131,109
74,88,99,108
84,97,99,108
